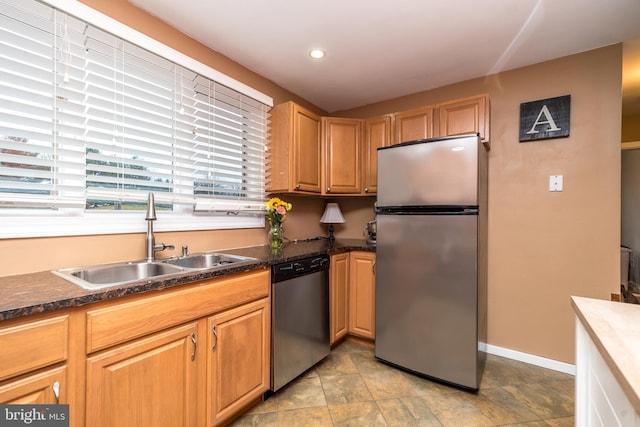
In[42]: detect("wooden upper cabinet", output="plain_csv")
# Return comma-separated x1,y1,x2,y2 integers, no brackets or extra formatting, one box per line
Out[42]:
362,115,393,195
268,101,322,194
268,95,488,196
322,117,363,195
394,105,433,144
435,94,489,142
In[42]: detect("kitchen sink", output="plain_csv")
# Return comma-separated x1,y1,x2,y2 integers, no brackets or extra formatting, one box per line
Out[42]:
161,252,252,269
53,252,256,290
53,261,186,290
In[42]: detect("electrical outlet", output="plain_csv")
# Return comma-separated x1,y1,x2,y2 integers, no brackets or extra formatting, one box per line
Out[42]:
549,175,563,192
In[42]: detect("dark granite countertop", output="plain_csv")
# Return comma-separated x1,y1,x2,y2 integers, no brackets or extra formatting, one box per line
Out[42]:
0,238,375,322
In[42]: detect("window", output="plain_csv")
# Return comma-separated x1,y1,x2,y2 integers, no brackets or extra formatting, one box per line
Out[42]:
0,0,272,238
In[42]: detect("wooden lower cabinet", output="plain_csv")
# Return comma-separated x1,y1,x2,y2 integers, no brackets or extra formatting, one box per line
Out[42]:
85,322,200,427
207,298,270,427
0,365,66,404
348,252,376,340
84,297,270,427
0,270,271,426
82,270,270,427
329,252,349,345
329,251,376,343
0,311,69,408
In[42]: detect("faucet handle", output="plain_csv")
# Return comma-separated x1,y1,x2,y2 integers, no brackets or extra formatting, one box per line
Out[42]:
182,245,189,257
153,243,174,253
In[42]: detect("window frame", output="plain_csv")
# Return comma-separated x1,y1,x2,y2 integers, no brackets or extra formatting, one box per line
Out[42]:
0,0,273,239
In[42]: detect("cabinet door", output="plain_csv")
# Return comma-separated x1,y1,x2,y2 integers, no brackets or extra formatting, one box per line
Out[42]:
348,252,376,340
86,323,199,427
323,117,362,194
293,104,322,193
208,298,269,427
362,115,393,195
394,105,433,144
436,94,489,142
268,102,321,193
330,252,350,345
0,365,66,404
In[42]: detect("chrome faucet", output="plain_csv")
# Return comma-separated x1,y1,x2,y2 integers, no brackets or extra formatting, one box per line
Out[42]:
145,192,174,262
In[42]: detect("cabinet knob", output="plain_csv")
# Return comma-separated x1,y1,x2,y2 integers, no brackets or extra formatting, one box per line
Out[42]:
327,187,331,192
295,184,300,189
364,188,369,193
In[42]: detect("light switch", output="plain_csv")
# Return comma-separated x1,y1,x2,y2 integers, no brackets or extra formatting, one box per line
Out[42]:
549,175,563,192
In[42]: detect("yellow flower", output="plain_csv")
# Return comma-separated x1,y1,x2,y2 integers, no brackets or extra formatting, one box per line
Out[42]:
265,197,292,225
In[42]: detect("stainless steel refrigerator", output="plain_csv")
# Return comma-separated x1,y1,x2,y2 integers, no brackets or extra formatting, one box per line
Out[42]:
375,134,488,390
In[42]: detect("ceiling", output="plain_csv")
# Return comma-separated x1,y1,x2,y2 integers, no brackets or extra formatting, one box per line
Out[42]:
129,0,640,114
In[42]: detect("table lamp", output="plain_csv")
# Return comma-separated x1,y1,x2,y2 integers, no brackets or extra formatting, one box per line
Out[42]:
320,203,345,241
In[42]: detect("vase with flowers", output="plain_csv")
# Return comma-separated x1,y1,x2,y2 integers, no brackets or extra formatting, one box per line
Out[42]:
265,197,292,251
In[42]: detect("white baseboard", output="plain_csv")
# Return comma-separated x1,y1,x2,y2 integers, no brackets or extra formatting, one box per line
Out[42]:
485,344,576,376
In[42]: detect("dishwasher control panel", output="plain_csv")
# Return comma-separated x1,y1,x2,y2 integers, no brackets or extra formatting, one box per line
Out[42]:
271,254,329,283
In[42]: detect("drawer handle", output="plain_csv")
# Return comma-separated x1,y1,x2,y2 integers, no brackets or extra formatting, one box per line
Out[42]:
52,381,60,404
211,325,218,352
190,333,196,361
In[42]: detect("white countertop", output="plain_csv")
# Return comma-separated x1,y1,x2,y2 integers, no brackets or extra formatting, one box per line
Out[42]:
571,296,640,411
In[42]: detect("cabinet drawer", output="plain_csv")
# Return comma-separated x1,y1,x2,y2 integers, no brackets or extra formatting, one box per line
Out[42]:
0,314,68,381
86,269,270,353
0,365,66,404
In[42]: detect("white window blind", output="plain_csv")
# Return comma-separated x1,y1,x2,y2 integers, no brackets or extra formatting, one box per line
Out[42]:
192,77,267,210
0,0,86,208
0,0,270,216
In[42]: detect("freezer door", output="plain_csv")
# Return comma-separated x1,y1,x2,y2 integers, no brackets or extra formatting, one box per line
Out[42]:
377,135,479,207
375,213,479,389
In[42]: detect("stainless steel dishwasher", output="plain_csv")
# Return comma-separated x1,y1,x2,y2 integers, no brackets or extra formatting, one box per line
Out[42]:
270,254,330,391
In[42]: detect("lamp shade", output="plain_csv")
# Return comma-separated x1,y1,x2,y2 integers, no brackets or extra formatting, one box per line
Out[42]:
320,203,345,224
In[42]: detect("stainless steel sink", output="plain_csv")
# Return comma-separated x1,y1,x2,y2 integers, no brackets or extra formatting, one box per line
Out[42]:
161,253,253,270
53,261,186,290
53,252,255,290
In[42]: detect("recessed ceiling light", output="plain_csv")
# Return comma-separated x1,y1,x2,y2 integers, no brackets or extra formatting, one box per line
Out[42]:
309,49,326,59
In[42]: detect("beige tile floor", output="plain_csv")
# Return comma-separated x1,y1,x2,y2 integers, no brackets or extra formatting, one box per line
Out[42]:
231,338,574,427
